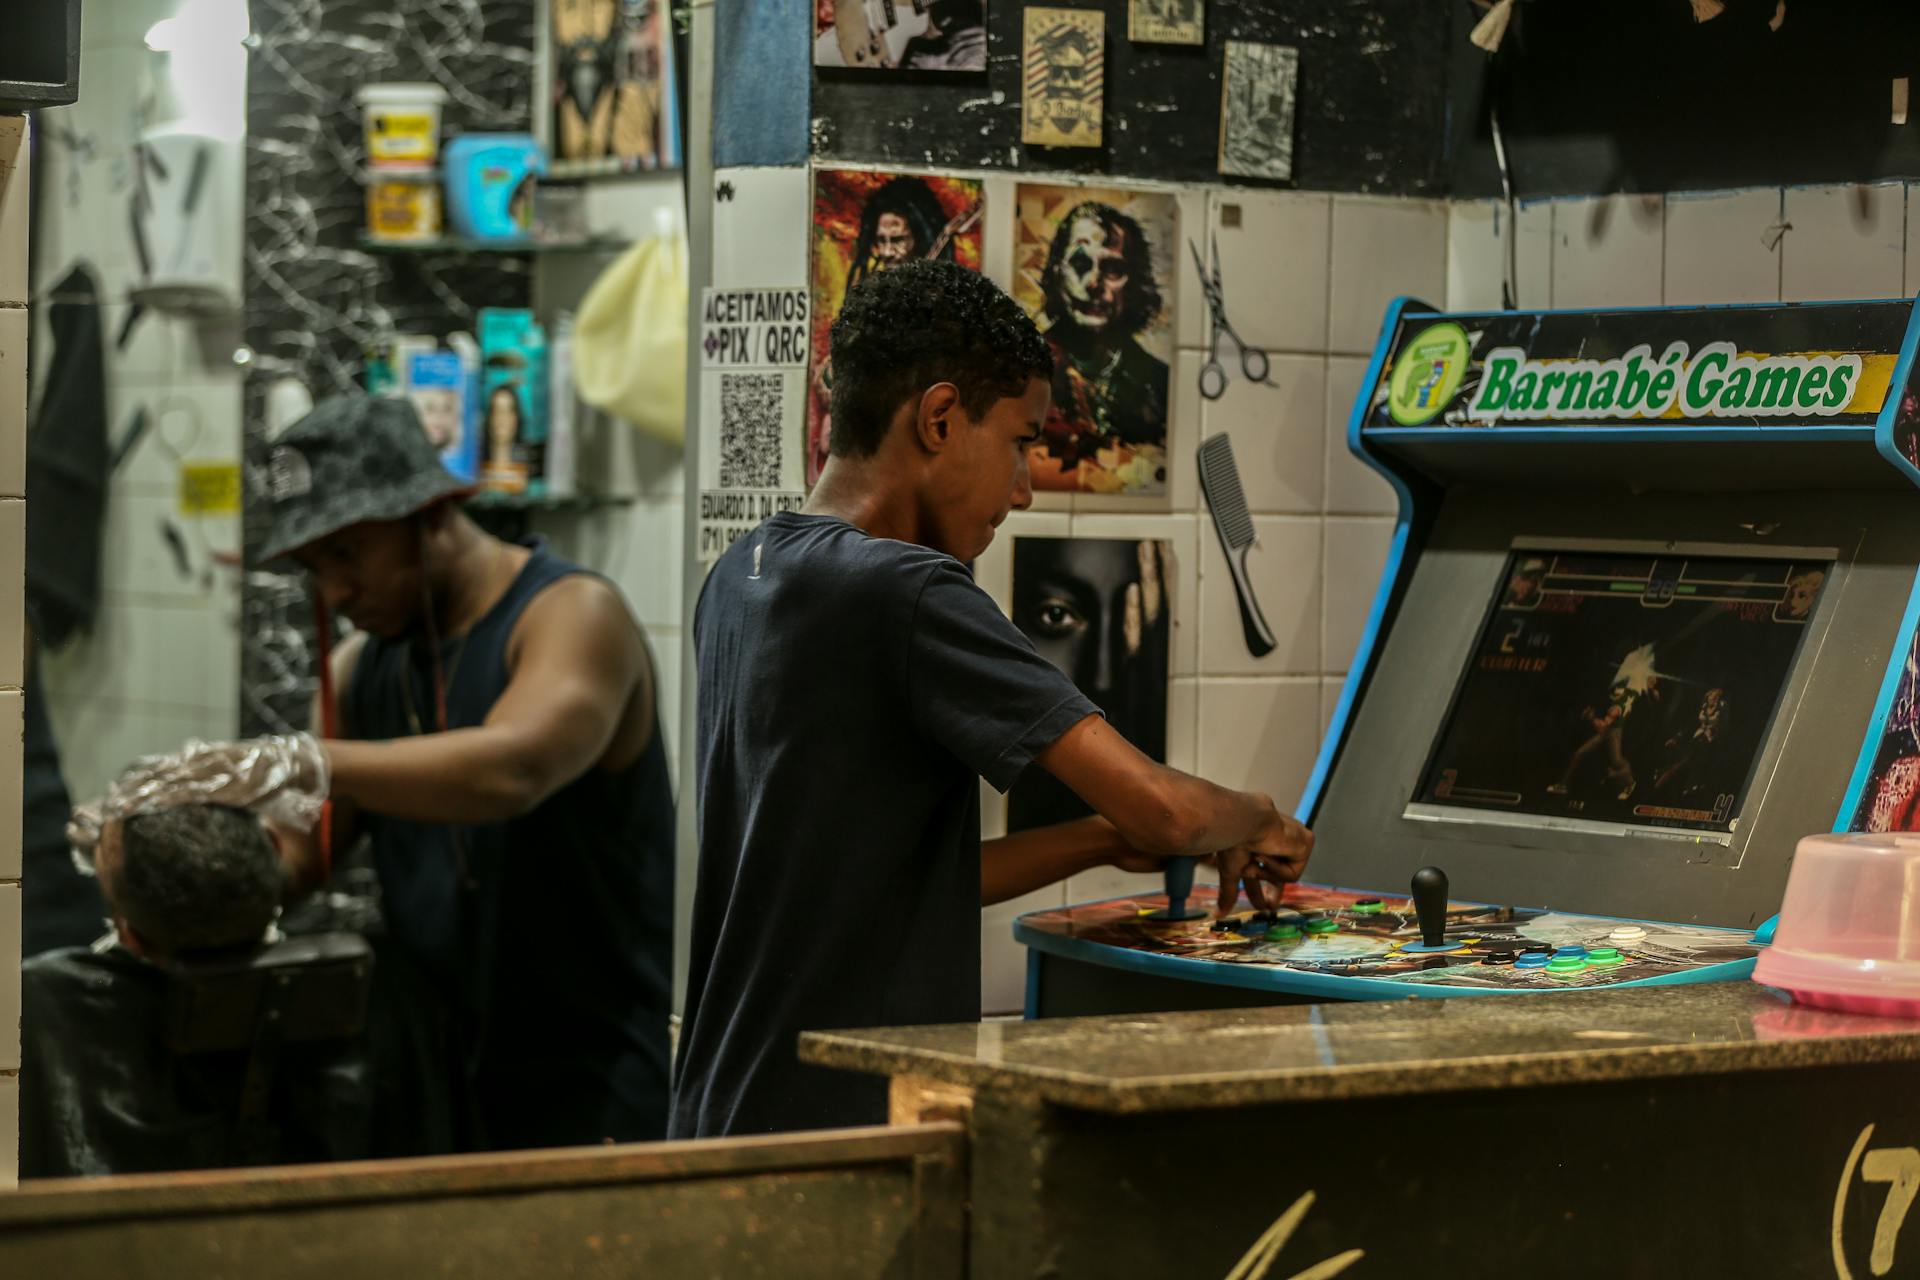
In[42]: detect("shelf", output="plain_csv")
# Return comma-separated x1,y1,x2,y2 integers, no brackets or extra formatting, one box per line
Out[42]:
359,235,629,256
466,491,635,514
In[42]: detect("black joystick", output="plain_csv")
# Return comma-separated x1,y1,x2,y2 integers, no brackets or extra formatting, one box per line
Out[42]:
1411,865,1449,949
1147,855,1208,922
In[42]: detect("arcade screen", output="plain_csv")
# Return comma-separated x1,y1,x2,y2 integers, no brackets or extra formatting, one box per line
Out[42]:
1412,549,1830,834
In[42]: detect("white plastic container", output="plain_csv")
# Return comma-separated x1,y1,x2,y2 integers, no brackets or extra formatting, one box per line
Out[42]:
357,83,447,167
1753,832,1920,1017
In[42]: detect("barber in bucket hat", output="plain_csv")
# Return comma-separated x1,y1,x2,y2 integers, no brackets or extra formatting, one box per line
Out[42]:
100,393,676,1151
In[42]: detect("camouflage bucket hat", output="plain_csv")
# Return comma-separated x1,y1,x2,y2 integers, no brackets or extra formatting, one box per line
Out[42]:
257,393,476,564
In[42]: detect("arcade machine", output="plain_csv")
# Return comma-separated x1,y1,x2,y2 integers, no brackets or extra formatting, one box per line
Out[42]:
1019,295,1920,1014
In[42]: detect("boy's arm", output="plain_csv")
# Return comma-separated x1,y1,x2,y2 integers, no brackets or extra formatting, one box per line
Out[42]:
981,815,1150,906
1031,713,1314,913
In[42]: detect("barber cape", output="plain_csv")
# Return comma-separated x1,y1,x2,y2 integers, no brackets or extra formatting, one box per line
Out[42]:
18,936,453,1178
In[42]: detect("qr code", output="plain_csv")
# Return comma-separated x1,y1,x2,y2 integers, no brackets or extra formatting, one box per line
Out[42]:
719,372,786,489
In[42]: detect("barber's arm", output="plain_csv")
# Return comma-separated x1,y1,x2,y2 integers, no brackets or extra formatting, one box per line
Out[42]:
322,577,645,824
309,631,365,848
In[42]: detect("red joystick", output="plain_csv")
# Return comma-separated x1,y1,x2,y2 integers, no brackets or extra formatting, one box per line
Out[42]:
1411,865,1449,948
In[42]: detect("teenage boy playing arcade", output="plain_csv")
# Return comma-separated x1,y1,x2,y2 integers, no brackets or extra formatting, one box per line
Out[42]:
93,396,676,1151
673,260,1315,1139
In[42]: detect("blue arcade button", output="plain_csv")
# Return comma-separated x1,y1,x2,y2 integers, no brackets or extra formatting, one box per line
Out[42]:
1514,952,1550,969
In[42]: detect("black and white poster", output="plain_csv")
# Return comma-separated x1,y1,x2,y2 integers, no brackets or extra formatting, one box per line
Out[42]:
1218,41,1299,181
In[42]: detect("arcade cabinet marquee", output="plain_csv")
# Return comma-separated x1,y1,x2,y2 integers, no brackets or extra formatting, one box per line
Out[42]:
1017,295,1920,1011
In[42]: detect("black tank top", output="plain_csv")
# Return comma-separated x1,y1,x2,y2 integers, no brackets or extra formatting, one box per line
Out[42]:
344,539,674,1146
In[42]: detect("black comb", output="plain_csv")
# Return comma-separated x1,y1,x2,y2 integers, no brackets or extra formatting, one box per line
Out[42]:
1197,433,1276,658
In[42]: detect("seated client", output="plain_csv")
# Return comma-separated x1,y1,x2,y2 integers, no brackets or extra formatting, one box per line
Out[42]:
19,805,378,1177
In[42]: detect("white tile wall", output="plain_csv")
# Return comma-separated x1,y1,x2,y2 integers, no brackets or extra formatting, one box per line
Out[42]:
0,309,22,498
978,175,1018,296
1173,188,1209,351
1165,675,1198,776
39,597,238,713
1322,518,1394,676
0,1071,14,1189
1662,189,1782,306
0,501,21,689
1210,191,1332,353
112,379,248,492
1329,197,1449,354
40,693,218,807
30,9,248,833
1201,355,1324,515
1199,515,1321,676
1908,183,1920,298
711,167,812,288
1551,195,1665,308
1781,183,1907,302
95,491,242,608
0,693,20,881
0,117,25,309
1446,199,1552,311
1195,679,1322,811
1324,356,1397,516
0,884,16,1071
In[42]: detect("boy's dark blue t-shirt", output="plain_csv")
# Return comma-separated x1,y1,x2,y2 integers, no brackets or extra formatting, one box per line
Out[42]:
672,513,1097,1138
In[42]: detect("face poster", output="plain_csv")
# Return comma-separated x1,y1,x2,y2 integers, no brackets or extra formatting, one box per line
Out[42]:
808,169,985,486
1008,538,1172,832
1021,8,1105,147
814,0,988,71
1128,0,1202,45
1013,182,1177,495
551,0,682,174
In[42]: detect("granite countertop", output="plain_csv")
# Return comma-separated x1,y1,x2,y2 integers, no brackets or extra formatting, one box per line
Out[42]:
799,984,1920,1113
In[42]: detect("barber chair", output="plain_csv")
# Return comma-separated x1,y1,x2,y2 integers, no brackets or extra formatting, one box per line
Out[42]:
165,932,375,1165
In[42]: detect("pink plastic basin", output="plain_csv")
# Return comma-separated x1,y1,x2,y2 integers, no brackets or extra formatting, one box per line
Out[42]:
1753,832,1920,1018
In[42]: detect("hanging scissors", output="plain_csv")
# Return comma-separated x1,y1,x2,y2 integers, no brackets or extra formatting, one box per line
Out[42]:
1188,236,1271,401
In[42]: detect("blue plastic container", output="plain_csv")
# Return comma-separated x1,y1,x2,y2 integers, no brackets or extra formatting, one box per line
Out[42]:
444,134,546,242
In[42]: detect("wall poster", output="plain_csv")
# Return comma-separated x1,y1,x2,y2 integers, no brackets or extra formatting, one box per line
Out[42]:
1013,182,1177,495
551,0,683,176
808,168,985,486
814,0,988,71
1007,537,1173,831
1022,8,1105,148
1218,41,1299,182
1128,0,1202,46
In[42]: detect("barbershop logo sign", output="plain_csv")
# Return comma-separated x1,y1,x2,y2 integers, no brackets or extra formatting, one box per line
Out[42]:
1471,341,1864,421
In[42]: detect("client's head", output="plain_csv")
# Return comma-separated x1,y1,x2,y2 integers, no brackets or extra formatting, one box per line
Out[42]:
94,805,284,961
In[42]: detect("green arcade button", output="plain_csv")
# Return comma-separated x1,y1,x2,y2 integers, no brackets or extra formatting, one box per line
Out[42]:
1304,918,1339,936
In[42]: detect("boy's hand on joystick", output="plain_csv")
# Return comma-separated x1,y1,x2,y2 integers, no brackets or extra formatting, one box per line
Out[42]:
1215,811,1315,914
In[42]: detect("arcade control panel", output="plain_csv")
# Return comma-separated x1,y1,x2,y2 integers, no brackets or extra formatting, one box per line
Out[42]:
1014,867,1761,995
